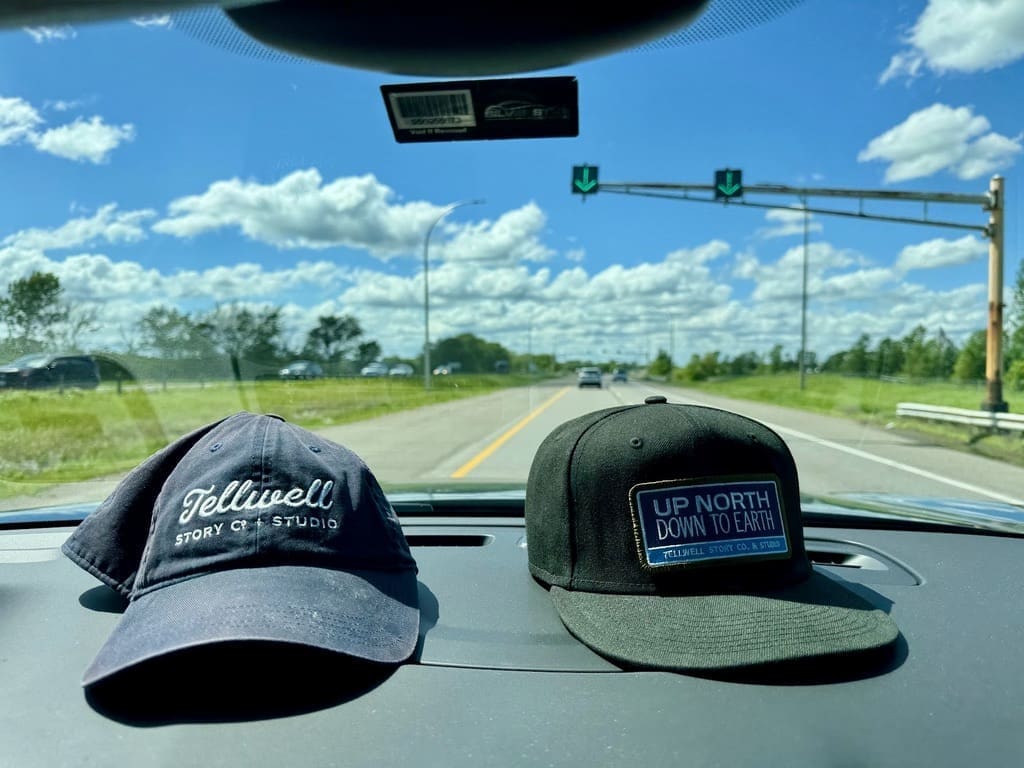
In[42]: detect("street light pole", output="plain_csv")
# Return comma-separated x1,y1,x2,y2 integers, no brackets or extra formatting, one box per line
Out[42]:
799,197,809,391
423,199,485,389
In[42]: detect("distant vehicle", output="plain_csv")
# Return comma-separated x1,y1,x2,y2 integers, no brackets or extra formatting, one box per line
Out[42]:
360,362,390,377
577,366,603,388
278,360,324,380
432,366,452,376
494,360,510,373
0,353,100,389
483,100,570,120
612,368,628,382
388,363,414,377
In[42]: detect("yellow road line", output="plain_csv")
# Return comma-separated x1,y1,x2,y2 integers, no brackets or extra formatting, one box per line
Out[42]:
451,387,571,478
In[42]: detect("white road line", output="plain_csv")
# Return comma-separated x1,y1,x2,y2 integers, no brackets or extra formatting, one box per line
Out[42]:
765,422,1024,506
662,388,1024,506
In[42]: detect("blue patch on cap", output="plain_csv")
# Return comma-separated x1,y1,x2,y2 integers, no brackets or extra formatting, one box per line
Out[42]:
630,477,789,568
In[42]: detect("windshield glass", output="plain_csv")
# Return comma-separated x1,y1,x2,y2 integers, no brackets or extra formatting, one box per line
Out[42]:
1,1,1023,518
6,354,49,367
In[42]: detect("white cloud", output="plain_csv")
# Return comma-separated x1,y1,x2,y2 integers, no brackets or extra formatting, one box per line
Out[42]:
880,0,1024,83
0,96,43,145
46,99,86,113
858,104,1022,182
2,204,155,252
435,203,554,264
132,15,173,28
30,116,136,164
565,248,585,263
23,26,76,44
0,95,134,163
895,235,989,273
154,170,449,257
757,207,823,239
736,241,882,303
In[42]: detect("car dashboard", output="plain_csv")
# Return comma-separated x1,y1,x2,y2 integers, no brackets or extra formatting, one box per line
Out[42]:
3,493,1023,767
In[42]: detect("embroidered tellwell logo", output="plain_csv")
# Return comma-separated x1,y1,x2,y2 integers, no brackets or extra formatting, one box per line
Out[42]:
179,478,335,525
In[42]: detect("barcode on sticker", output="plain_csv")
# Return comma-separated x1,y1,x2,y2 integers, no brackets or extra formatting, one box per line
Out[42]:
390,91,476,129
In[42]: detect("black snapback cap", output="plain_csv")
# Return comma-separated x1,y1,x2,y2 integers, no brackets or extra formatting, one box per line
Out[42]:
525,397,898,672
63,412,419,686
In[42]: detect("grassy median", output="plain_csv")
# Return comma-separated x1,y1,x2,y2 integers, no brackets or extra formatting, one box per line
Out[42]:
0,375,534,499
677,372,1024,467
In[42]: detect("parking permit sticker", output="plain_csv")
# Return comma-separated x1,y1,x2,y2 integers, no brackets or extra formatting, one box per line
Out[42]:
629,477,790,569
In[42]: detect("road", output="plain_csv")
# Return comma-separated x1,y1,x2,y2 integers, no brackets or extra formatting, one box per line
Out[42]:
319,376,1024,505
5,376,1024,511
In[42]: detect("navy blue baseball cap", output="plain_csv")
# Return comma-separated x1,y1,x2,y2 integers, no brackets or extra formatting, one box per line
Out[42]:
62,412,419,686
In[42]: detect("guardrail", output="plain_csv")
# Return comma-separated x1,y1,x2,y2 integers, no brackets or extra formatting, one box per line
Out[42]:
896,402,1024,433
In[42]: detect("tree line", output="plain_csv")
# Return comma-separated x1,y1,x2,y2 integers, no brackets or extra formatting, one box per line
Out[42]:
0,270,554,379
651,261,1024,390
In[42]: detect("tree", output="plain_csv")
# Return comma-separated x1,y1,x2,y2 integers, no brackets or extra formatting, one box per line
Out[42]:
842,334,871,376
56,303,100,352
901,325,932,379
140,306,200,359
767,344,785,373
682,351,721,381
199,304,286,366
647,349,673,377
302,314,363,363
953,330,986,382
726,351,760,376
354,341,381,369
930,328,959,379
432,333,513,373
874,337,904,377
0,271,67,350
1007,259,1024,367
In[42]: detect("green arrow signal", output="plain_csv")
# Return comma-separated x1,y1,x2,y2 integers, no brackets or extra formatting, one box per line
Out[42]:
717,170,741,197
574,167,597,193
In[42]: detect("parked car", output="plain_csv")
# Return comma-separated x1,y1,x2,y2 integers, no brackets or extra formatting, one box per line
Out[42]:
0,353,100,389
360,362,390,377
389,363,414,377
278,360,324,380
577,366,603,388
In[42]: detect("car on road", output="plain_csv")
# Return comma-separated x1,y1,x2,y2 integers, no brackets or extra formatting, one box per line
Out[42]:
389,363,414,377
278,360,324,380
360,362,390,377
577,366,603,388
0,353,100,390
611,368,628,382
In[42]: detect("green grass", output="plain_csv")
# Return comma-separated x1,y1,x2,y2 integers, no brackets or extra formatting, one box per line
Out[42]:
0,374,537,500
677,372,1024,466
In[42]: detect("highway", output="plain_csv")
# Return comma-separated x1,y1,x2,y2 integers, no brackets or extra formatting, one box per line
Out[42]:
5,375,1024,512
320,376,1024,505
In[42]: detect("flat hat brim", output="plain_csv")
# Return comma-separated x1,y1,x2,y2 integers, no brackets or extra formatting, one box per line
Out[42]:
82,565,420,687
550,571,898,672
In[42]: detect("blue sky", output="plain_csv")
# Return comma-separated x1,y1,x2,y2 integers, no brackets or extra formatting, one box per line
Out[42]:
0,0,1022,364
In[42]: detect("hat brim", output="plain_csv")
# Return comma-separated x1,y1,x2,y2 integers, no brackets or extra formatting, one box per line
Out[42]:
549,571,898,672
82,565,419,686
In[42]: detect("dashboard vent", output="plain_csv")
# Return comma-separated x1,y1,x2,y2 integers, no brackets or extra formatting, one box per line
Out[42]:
407,534,494,547
805,538,920,586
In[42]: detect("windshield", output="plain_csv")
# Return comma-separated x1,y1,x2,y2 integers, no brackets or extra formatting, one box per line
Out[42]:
1,1,1023,519
5,354,49,367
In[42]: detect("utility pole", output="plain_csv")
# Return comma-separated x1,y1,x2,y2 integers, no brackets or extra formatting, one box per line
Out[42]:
984,175,1007,412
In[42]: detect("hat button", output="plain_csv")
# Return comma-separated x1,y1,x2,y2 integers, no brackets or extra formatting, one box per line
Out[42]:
644,395,667,404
